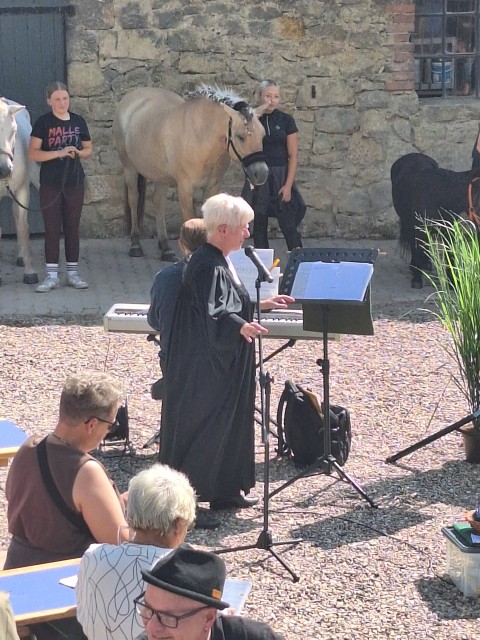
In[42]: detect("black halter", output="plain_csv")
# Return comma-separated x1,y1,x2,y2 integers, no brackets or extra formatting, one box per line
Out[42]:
227,118,265,181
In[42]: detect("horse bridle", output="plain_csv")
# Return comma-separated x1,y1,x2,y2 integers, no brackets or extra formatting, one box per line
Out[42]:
467,175,480,228
0,138,27,204
0,147,13,163
227,118,265,182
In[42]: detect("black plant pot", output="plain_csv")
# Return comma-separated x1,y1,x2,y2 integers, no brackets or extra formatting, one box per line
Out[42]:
460,424,480,463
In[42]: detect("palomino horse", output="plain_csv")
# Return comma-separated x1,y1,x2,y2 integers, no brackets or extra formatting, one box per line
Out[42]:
0,98,38,285
113,86,269,260
391,152,478,288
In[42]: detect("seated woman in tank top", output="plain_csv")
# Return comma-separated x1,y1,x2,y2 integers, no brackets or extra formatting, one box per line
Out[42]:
4,370,129,570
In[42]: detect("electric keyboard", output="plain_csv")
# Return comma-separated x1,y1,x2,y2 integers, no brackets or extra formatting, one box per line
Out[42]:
103,303,338,341
104,303,153,334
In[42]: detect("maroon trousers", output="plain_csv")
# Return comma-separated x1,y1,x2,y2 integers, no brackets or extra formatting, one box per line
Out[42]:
39,184,85,264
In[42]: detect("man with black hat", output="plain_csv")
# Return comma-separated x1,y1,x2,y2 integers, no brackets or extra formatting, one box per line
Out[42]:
134,545,285,640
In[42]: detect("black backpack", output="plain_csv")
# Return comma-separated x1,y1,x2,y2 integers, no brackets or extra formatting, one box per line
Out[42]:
276,379,352,468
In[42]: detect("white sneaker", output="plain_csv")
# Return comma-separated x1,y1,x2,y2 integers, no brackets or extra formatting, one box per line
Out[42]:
67,273,88,289
36,275,59,293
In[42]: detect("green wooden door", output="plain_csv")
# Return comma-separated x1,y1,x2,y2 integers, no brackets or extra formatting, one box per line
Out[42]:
0,0,68,234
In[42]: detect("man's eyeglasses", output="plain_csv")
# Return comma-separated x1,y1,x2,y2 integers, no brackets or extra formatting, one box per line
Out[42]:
133,594,209,629
88,416,119,433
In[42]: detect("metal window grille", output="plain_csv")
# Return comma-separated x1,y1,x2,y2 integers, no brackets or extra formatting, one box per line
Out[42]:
414,0,479,98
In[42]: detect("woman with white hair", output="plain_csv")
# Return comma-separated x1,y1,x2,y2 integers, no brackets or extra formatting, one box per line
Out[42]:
159,193,293,529
76,463,196,640
242,79,306,250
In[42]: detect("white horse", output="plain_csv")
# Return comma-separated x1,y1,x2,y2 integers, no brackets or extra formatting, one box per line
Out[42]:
113,86,268,260
0,98,39,285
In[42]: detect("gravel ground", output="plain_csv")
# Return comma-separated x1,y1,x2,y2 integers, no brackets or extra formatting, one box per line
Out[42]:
2,301,480,639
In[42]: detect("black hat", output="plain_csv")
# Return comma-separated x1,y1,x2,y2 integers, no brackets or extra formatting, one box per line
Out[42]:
141,545,230,610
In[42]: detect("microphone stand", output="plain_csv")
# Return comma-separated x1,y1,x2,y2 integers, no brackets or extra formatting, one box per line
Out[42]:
215,268,303,582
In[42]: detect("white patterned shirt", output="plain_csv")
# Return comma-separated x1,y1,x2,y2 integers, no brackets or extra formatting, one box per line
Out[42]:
76,542,172,640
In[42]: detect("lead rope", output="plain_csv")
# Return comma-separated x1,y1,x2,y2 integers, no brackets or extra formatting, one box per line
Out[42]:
5,155,79,211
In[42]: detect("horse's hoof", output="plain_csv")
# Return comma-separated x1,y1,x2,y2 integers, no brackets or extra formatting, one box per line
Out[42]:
23,273,39,285
129,246,144,258
16,257,25,267
411,280,423,289
161,249,179,263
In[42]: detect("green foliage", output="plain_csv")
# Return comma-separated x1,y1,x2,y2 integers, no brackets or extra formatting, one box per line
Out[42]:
423,218,480,414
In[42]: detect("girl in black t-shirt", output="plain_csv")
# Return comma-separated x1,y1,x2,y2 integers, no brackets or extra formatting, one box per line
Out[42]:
242,80,306,250
28,82,93,292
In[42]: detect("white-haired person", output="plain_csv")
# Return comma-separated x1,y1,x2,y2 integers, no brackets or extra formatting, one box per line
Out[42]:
241,79,306,250
134,546,285,640
76,463,196,640
159,193,294,528
0,593,20,640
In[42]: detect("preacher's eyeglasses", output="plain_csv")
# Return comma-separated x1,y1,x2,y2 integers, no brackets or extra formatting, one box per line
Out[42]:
134,594,209,629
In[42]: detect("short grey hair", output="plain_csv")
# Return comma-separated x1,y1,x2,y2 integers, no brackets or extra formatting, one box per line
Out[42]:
59,371,124,424
127,464,196,534
254,79,279,105
201,193,254,234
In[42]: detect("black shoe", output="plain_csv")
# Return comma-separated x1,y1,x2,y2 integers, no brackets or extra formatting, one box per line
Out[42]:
210,494,259,510
194,509,221,530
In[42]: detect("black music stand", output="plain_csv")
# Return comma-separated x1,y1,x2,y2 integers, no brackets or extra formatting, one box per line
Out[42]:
270,248,379,508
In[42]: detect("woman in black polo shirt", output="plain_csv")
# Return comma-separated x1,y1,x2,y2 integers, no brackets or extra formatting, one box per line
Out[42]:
28,81,92,292
242,79,306,250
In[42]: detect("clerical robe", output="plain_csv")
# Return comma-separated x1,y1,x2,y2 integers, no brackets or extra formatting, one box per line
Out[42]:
159,242,256,502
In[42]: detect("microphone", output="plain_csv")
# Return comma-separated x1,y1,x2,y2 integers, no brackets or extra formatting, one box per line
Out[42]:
244,246,273,283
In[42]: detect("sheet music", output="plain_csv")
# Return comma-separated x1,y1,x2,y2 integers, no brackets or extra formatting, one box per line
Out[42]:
229,248,278,300
59,574,77,588
291,261,373,302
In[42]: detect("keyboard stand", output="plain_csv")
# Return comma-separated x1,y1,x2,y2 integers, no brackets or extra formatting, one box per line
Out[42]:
254,339,296,437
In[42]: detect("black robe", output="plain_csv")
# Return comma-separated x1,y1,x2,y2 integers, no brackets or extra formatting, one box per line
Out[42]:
159,242,256,502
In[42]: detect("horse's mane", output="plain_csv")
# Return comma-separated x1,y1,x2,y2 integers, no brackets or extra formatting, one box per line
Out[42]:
187,85,254,121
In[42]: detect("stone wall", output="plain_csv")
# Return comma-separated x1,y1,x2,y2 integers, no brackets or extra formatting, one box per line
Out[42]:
65,0,480,241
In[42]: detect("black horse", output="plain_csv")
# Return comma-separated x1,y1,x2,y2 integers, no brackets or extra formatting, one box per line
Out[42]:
391,152,475,288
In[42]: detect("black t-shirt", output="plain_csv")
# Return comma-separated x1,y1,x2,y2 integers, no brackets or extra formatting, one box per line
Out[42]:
260,109,298,167
212,615,285,639
135,614,285,640
31,111,91,186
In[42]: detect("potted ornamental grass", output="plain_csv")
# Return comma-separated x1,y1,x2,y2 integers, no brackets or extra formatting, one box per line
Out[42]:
422,216,480,461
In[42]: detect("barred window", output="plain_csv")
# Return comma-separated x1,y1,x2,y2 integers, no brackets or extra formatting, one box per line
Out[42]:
414,0,479,97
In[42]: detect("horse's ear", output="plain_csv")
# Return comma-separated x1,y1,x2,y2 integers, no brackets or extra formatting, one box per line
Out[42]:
254,104,269,117
221,103,238,119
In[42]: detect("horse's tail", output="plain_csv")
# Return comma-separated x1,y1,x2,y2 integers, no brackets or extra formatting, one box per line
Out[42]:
137,174,146,229
397,205,416,259
124,174,146,234
392,167,415,258
391,153,438,259
124,182,132,234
